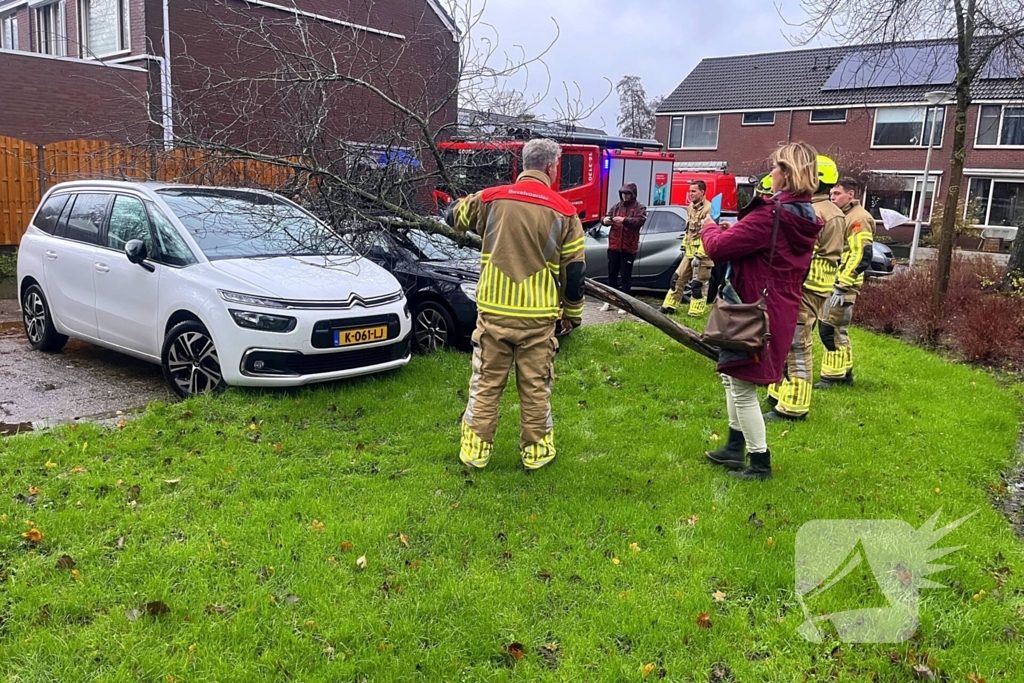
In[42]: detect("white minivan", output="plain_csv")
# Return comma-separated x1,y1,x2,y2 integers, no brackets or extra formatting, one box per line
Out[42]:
17,181,412,397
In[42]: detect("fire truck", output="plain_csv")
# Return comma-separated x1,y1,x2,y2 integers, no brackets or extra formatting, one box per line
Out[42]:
436,132,738,228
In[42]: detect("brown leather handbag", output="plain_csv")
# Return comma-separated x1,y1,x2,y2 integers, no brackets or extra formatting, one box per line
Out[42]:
701,201,779,354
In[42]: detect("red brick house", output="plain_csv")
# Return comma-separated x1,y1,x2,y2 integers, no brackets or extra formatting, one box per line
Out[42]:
655,40,1024,247
0,0,459,147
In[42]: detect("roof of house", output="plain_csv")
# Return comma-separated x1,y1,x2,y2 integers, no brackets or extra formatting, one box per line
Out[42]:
657,38,1023,114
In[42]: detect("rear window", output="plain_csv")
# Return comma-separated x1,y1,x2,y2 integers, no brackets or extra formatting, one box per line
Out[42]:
33,194,70,234
64,193,110,245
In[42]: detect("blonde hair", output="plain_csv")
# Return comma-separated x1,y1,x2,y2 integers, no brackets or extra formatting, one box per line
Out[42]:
770,142,818,196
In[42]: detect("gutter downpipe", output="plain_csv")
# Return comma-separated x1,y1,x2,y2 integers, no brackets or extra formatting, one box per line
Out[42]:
160,0,173,149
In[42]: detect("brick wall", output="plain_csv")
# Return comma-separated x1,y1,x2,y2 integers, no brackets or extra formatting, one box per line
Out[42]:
0,50,148,144
167,0,458,148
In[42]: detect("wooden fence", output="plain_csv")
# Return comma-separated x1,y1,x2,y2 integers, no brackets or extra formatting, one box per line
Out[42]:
1,136,300,246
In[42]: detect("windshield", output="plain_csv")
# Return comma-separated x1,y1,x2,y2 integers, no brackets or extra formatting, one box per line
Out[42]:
157,189,353,260
404,230,479,262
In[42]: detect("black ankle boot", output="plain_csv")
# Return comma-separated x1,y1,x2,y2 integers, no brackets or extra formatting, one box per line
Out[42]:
729,449,772,481
705,428,745,469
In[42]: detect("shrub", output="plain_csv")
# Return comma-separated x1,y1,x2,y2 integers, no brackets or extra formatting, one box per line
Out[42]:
856,255,1024,371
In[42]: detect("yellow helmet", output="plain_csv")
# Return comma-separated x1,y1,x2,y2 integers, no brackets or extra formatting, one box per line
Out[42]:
756,174,773,195
817,155,839,185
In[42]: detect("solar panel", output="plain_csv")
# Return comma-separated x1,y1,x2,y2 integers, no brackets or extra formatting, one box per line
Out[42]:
980,47,1023,80
821,45,957,90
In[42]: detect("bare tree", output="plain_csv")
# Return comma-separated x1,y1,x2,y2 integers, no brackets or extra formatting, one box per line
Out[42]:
616,75,657,139
786,0,1024,328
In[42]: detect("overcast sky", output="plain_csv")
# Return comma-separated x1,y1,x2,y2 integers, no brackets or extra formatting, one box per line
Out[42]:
466,0,836,133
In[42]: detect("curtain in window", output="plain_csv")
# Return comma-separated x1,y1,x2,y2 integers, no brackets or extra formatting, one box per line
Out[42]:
86,0,118,55
1001,108,1024,146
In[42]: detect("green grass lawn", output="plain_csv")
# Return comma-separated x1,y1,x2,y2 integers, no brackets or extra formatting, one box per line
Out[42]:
2,324,1023,682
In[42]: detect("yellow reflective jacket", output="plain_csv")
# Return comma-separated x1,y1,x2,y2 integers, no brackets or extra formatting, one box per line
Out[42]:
450,170,587,323
805,195,847,293
837,199,875,291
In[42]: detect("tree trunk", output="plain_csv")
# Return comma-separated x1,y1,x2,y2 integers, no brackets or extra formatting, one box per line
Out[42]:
930,85,971,335
583,279,719,362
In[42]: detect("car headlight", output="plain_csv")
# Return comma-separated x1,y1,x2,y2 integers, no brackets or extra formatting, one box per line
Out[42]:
229,309,297,332
460,282,478,302
219,290,288,309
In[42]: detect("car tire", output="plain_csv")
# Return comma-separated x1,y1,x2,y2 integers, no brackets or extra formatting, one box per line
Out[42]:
22,284,68,353
413,301,455,354
161,320,225,398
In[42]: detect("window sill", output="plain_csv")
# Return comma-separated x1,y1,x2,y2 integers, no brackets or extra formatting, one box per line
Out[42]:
808,120,847,125
870,144,945,150
81,48,131,60
741,122,776,127
974,144,1024,150
667,147,719,151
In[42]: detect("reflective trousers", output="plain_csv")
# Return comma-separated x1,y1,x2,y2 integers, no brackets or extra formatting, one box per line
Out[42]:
768,289,829,417
662,253,694,311
820,292,857,380
460,315,558,470
687,257,714,317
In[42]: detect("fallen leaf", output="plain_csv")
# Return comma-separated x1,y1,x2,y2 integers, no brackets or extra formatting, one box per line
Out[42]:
911,663,936,681
28,486,40,495
687,515,699,526
55,555,76,569
641,662,656,678
611,557,621,565
536,571,552,584
45,461,57,469
935,488,941,494
71,569,81,581
188,643,197,655
697,613,713,629
126,484,141,500
22,528,44,544
310,519,325,533
257,566,275,583
967,674,987,683
339,541,354,552
766,537,776,548
69,466,86,474
163,478,181,485
116,419,128,430
503,642,525,661
125,608,142,621
973,590,986,601
712,590,726,602
399,533,409,548
283,594,300,605
205,604,227,615
748,512,763,529
145,601,171,617
630,542,641,552
356,554,368,569
709,431,720,442
539,642,560,669
273,442,284,452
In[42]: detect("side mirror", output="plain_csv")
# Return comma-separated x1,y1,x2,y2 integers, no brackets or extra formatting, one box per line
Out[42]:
125,240,155,272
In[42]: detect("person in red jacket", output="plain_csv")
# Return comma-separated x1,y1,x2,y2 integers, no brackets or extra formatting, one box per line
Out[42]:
599,183,647,314
699,143,824,481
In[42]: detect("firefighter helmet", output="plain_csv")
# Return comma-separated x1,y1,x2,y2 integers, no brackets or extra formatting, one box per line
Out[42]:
817,155,839,185
756,174,773,196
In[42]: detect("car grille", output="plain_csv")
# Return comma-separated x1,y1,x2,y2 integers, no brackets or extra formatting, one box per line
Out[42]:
311,314,402,349
243,337,410,377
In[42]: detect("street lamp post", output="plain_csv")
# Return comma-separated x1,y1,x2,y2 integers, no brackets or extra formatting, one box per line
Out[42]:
909,91,954,268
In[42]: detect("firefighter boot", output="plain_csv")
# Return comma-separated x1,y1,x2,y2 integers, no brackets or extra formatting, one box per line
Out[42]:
728,449,772,481
814,372,854,390
660,289,678,314
687,281,707,317
705,428,745,469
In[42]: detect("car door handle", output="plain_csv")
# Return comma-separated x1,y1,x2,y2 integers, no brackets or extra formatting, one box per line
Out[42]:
45,250,57,260
95,263,110,273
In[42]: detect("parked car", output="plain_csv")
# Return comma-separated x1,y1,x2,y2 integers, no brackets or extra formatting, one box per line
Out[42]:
17,181,412,398
353,228,479,353
585,205,896,288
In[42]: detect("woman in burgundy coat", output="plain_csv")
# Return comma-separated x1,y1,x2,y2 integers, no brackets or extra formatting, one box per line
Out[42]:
699,143,823,480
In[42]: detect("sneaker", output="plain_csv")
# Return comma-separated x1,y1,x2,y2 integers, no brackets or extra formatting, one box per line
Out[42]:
599,302,612,313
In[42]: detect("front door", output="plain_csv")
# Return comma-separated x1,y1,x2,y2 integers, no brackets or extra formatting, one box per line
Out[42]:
94,194,161,358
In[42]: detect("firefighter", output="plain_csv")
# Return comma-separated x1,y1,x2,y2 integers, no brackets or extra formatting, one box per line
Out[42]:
660,181,710,314
445,138,587,471
765,155,845,421
817,177,875,388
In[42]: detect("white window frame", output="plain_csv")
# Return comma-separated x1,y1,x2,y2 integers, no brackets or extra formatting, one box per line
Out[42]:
974,104,1024,149
871,106,945,149
77,0,129,59
1,12,18,50
866,173,942,224
741,111,775,126
34,1,64,56
667,114,720,151
964,177,1024,227
809,108,848,124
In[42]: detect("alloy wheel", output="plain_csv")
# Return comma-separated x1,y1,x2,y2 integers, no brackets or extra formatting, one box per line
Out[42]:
23,291,46,345
166,330,222,396
415,307,449,353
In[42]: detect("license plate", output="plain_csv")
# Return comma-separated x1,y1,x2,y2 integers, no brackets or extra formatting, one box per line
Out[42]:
334,325,388,347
